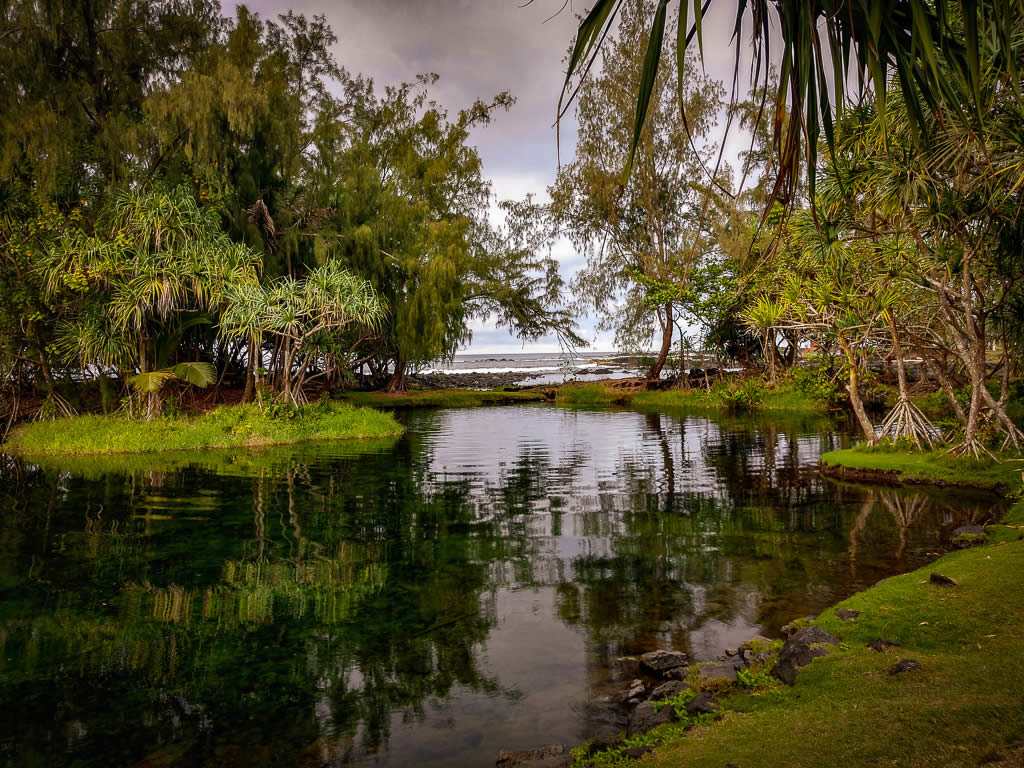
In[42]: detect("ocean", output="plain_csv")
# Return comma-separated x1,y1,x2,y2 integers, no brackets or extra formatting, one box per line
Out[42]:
424,351,644,385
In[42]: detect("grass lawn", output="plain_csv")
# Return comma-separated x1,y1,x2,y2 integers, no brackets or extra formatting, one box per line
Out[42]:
337,388,547,408
5,401,403,456
633,534,1024,768
820,444,1024,493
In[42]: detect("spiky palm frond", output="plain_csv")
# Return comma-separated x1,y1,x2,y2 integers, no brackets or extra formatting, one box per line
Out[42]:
170,361,217,388
561,0,1023,206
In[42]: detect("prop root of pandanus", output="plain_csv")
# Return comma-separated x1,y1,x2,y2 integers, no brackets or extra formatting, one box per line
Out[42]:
878,397,938,449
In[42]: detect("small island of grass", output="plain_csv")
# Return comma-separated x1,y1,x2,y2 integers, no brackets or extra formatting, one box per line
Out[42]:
819,444,1024,493
5,401,404,457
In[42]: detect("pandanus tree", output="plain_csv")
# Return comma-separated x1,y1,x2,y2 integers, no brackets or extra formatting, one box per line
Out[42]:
220,261,384,406
37,186,261,418
559,1,1024,209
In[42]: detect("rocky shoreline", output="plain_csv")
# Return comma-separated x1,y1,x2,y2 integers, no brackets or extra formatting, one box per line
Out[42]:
493,621,867,767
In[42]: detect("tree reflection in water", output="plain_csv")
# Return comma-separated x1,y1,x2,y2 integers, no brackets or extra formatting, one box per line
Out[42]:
0,406,1004,766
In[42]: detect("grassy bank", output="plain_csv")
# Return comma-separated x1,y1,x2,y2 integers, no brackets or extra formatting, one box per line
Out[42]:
338,388,547,408
552,378,828,413
581,521,1024,768
820,444,1024,493
5,401,404,456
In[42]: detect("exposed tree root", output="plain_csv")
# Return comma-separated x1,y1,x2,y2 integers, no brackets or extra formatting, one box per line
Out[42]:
878,398,938,448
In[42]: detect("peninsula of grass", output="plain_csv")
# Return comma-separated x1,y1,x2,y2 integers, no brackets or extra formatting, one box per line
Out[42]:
633,381,825,412
5,401,404,456
550,379,828,413
820,443,1024,493
337,388,547,408
623,534,1024,768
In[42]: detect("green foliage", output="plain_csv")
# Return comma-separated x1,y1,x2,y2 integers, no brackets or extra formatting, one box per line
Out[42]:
718,379,763,412
788,357,841,407
6,402,403,456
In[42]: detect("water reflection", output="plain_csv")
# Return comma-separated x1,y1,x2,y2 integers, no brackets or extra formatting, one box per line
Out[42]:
0,405,1003,767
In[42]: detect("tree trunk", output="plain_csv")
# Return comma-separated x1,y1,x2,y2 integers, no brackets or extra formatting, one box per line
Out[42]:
646,302,673,381
242,338,257,404
384,359,407,393
839,335,876,444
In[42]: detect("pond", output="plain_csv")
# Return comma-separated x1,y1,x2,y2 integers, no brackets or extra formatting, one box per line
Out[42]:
0,404,1000,767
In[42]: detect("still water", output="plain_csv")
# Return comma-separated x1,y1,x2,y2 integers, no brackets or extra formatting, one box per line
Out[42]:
0,404,999,767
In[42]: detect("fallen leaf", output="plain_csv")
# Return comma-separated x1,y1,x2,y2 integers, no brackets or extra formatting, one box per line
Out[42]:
919,622,929,626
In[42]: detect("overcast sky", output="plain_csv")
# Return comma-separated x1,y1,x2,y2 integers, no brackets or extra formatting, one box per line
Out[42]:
239,0,754,354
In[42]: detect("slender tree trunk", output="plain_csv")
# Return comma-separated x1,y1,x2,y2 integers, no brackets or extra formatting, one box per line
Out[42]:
384,359,407,393
930,356,967,425
242,338,257,404
888,315,910,402
646,302,673,381
839,335,877,444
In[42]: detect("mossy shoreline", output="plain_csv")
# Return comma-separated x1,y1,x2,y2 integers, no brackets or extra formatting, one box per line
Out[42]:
820,444,1024,493
566,508,1024,767
4,402,404,456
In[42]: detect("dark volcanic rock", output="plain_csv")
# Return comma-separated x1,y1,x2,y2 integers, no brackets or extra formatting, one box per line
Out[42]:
889,659,922,675
580,697,628,750
698,663,738,685
781,617,816,637
639,649,689,677
868,638,901,653
649,680,690,701
772,626,840,685
953,524,986,537
929,572,959,586
835,608,861,622
685,692,720,716
621,679,646,706
627,701,676,737
496,745,567,768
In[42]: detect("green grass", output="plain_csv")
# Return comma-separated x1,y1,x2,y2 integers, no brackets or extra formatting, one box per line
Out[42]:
337,388,547,408
554,384,630,405
638,537,1024,768
5,401,404,456
820,444,1024,493
632,380,824,413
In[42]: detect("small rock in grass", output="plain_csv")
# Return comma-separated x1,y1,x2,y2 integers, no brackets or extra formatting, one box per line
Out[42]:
621,746,654,760
639,649,689,676
772,626,840,685
649,680,689,701
889,659,922,675
626,700,676,737
685,692,720,716
929,572,958,587
867,638,901,653
835,608,860,622
698,663,738,685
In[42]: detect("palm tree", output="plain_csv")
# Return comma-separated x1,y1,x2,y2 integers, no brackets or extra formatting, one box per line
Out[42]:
560,1,1022,204
220,261,385,406
38,186,261,417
